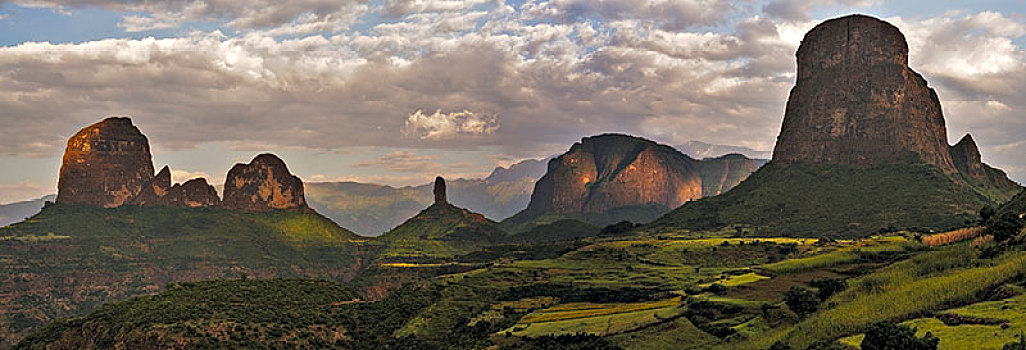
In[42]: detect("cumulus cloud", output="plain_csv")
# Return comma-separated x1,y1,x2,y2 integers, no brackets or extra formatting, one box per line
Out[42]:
762,0,880,21
522,0,734,30
0,1,1023,188
402,109,500,140
170,169,215,185
354,151,443,173
0,181,51,204
5,0,370,33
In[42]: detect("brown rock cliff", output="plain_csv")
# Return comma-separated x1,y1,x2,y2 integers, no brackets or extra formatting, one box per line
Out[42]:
222,154,306,212
772,14,956,173
57,117,156,207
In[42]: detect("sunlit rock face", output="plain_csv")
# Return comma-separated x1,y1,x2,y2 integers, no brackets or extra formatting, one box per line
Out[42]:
57,117,157,207
772,14,956,173
222,153,306,212
524,134,703,215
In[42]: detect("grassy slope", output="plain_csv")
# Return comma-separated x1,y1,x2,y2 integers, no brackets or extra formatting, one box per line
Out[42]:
648,162,1001,238
376,203,507,261
0,204,369,349
13,279,441,350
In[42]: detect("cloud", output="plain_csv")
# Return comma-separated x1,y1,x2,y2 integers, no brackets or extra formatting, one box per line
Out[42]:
762,0,880,21
402,109,500,140
5,0,370,33
353,151,442,173
0,181,51,204
522,0,735,31
0,3,1023,185
170,169,215,185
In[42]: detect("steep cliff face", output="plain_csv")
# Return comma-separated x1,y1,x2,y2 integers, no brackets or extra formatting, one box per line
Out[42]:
506,134,705,228
222,154,306,212
522,134,703,217
772,15,956,173
57,117,156,207
649,15,1021,237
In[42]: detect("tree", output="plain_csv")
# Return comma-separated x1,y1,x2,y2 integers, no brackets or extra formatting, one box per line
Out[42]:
861,321,939,350
980,205,997,224
809,278,847,301
1003,333,1026,350
784,286,820,317
989,212,1024,242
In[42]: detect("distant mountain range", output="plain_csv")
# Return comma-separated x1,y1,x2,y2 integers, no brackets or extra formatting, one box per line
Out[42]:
1,141,768,235
305,158,548,236
676,140,772,160
0,195,54,227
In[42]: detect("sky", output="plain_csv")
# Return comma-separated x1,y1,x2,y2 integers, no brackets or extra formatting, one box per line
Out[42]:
0,0,1023,204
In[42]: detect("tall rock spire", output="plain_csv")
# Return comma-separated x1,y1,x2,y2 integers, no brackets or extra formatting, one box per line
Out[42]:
434,176,448,205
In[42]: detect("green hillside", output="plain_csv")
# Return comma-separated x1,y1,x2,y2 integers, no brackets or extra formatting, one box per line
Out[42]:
0,204,371,348
376,203,507,261
14,279,441,350
647,162,1017,237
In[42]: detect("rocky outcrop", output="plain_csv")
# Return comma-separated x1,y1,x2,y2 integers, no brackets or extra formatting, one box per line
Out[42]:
649,15,1022,237
434,177,447,204
167,178,220,208
772,14,956,173
132,166,172,206
222,154,306,212
518,134,703,218
57,117,157,207
950,134,985,180
698,154,761,197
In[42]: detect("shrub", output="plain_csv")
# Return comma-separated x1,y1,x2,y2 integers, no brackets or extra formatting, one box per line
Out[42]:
861,321,938,350
809,278,847,301
784,286,820,317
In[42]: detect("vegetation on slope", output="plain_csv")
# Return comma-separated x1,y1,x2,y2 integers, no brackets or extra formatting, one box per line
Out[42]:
648,162,1007,238
14,279,441,350
0,204,370,349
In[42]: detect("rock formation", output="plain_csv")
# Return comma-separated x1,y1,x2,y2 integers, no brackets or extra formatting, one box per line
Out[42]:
434,176,447,204
57,117,157,207
222,154,306,212
513,134,704,221
649,14,1022,237
772,14,956,173
167,178,221,208
949,134,985,180
133,165,172,206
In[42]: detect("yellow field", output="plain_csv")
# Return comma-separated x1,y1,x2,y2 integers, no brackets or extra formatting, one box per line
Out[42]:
521,298,681,324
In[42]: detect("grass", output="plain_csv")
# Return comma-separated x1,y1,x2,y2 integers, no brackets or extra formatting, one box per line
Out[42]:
767,249,1026,349
607,316,720,350
519,298,681,324
698,272,770,288
504,301,686,337
647,162,1007,237
758,237,908,274
922,227,985,247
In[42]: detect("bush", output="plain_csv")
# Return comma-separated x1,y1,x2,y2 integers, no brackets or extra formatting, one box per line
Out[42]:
1003,334,1026,350
989,212,1024,242
861,321,938,350
784,286,820,317
809,278,847,301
